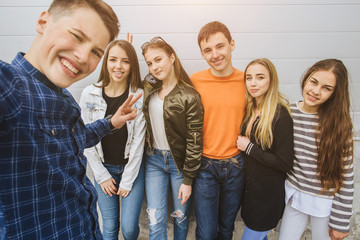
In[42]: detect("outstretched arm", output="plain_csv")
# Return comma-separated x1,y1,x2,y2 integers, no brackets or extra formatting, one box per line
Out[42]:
84,93,142,149
110,93,142,129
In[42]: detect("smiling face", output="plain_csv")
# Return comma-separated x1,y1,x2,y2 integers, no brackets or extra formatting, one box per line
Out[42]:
302,70,336,113
144,47,175,81
245,63,271,105
29,7,110,88
199,32,235,77
106,45,131,84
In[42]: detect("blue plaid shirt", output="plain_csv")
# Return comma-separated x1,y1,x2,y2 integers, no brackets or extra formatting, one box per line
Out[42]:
0,53,110,240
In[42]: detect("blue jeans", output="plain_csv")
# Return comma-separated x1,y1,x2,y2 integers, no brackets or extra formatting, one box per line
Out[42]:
193,154,245,240
94,163,144,240
242,226,269,240
145,149,190,240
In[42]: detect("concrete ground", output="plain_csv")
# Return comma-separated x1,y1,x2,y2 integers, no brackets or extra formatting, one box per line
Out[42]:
87,141,360,239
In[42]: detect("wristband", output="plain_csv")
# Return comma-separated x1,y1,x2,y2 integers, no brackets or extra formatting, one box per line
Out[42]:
106,115,116,131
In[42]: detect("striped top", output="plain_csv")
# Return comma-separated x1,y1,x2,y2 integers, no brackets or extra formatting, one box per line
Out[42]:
286,102,354,232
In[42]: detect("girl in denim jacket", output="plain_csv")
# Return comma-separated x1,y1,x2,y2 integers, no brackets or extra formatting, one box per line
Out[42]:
80,40,145,240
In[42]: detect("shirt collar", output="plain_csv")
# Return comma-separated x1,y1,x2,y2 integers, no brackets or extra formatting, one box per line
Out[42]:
13,52,65,96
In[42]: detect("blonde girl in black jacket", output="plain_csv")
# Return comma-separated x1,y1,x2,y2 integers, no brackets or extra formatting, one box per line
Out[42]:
236,58,294,240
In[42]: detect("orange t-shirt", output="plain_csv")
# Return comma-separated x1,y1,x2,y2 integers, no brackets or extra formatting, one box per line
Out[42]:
191,68,246,159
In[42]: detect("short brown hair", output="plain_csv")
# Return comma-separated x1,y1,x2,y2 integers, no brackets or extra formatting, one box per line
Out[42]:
48,0,119,42
197,21,232,48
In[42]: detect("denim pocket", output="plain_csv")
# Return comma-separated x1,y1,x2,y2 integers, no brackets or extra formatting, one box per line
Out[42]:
199,158,211,170
232,155,245,169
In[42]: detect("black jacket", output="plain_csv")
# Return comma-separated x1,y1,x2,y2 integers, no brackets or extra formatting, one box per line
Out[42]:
241,104,294,231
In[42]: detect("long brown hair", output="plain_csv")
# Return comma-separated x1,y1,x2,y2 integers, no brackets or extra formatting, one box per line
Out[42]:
141,37,194,88
242,58,290,149
97,40,142,92
301,59,353,192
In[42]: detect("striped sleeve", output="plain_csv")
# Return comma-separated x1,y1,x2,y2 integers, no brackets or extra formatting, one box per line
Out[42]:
329,148,354,232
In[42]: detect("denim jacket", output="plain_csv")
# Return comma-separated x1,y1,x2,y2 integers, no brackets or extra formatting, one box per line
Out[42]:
143,77,204,185
79,84,145,191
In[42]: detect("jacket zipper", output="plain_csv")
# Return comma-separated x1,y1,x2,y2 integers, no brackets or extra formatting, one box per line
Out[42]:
163,94,181,176
144,86,161,155
192,132,199,145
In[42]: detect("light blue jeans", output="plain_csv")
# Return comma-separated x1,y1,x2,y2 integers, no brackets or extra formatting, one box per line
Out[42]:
145,149,190,240
242,226,269,240
94,163,144,240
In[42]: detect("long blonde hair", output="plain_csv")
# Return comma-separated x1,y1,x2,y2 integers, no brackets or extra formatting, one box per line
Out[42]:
242,58,290,149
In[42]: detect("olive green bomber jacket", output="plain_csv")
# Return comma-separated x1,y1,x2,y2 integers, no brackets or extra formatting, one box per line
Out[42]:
143,78,204,185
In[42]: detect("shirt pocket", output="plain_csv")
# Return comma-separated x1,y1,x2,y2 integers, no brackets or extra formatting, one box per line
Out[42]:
38,116,68,138
37,115,77,168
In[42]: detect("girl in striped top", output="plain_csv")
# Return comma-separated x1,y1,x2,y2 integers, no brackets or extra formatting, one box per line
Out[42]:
278,59,354,240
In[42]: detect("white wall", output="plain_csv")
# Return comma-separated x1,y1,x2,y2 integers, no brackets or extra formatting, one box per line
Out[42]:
0,0,359,136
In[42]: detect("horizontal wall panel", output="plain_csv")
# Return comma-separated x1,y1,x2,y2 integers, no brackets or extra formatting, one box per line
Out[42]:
0,37,33,62
1,5,360,35
3,33,359,62
1,36,359,86
1,0,360,7
131,33,360,60
352,113,360,138
0,7,42,36
115,5,360,34
350,84,360,111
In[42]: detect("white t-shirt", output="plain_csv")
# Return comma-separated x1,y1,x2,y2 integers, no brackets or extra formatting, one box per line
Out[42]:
148,93,170,150
285,179,333,218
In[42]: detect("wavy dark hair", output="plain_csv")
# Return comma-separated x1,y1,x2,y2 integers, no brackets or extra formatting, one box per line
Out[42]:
301,59,353,193
97,40,142,92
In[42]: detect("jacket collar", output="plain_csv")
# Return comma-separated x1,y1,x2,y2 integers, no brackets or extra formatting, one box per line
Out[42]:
89,83,137,97
145,79,184,97
89,83,103,97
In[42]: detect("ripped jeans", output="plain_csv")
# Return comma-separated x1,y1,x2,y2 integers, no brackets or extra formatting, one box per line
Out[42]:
145,149,190,240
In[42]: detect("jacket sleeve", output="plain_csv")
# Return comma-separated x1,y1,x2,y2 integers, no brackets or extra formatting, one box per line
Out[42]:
119,90,146,191
329,145,354,233
79,88,112,184
244,108,294,173
183,93,204,185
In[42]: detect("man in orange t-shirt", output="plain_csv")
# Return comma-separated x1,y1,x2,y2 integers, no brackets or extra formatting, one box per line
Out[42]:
191,21,246,240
